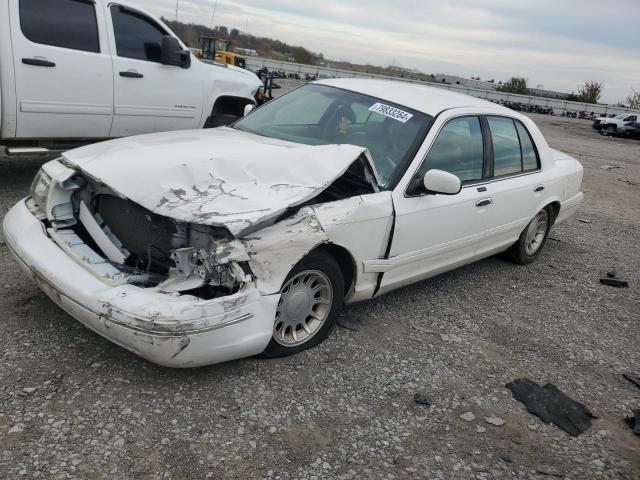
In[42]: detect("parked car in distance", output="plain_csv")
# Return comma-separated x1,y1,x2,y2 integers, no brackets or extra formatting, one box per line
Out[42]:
593,112,639,134
3,79,584,367
0,0,261,156
614,122,640,140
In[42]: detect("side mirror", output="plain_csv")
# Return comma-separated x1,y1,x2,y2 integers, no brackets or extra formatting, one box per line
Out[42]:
423,169,462,195
243,104,255,116
161,35,191,69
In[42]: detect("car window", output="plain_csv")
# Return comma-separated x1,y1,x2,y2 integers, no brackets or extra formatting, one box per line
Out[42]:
626,115,637,122
515,121,539,171
487,116,522,177
19,0,100,53
111,6,167,62
270,89,335,125
415,116,484,184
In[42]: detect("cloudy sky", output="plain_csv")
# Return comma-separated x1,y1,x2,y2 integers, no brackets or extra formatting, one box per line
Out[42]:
135,0,639,103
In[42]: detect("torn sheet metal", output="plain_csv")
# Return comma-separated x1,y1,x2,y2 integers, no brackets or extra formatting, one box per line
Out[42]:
62,127,381,237
243,192,394,298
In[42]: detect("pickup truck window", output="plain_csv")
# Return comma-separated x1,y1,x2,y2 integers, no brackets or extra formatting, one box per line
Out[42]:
19,0,100,53
111,6,168,63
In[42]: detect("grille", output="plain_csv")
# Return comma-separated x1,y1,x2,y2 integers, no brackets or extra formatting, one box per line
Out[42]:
97,195,176,269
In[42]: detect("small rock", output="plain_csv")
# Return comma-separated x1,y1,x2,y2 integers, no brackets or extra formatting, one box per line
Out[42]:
22,387,37,394
90,362,101,368
592,459,605,468
8,424,25,434
600,164,620,170
414,393,432,406
476,426,486,433
499,454,513,463
535,466,564,477
460,412,475,422
484,416,505,426
577,219,592,224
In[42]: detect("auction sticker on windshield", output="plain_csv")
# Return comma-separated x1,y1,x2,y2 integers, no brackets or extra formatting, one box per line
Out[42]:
368,103,414,123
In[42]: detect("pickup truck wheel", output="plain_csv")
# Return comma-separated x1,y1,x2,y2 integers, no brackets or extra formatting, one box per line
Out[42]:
505,207,552,265
606,125,617,135
261,252,344,358
204,113,239,128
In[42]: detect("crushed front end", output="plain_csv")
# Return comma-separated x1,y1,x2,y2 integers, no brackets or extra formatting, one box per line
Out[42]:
3,159,279,367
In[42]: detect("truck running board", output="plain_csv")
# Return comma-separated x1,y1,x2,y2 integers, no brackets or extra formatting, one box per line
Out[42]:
5,147,61,156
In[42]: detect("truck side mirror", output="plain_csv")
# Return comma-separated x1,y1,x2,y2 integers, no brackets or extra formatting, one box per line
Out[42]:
161,35,191,69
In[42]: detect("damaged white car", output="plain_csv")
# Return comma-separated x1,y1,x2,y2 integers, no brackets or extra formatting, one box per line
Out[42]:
3,79,584,367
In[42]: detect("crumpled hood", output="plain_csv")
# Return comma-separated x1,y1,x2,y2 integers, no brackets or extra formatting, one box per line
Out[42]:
63,127,378,237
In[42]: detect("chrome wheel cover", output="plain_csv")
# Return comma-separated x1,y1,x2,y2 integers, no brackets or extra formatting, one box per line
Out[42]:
274,270,333,347
525,209,549,256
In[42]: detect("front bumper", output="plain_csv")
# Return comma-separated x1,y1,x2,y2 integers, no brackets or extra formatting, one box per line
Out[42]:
3,199,279,368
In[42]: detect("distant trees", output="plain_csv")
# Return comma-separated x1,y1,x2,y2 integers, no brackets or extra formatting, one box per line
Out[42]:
577,81,604,104
497,77,529,95
162,18,323,66
627,88,640,109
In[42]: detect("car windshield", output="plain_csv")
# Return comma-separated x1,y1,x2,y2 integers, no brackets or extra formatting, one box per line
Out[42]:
233,84,432,188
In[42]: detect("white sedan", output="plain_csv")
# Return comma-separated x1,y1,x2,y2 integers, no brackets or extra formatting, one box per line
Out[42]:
3,79,584,367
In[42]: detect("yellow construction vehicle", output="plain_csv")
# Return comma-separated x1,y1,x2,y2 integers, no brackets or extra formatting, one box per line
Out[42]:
198,37,246,69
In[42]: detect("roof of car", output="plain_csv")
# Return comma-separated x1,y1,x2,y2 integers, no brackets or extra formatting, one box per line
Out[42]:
315,78,510,117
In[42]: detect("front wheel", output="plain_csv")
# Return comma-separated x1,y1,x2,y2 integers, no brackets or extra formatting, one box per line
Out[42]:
261,252,345,358
505,207,552,265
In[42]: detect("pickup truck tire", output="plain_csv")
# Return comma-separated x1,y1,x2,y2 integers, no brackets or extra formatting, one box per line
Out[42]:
260,252,344,359
605,125,617,135
204,114,240,128
505,206,553,265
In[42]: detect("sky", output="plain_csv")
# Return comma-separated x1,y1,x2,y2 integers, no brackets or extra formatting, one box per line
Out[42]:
135,0,640,104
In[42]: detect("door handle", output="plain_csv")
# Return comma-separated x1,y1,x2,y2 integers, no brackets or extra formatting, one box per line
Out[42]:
476,198,493,207
120,71,144,78
22,58,56,67
534,185,545,192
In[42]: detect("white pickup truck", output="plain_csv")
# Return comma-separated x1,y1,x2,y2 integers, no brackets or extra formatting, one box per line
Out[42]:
0,0,262,155
592,112,639,135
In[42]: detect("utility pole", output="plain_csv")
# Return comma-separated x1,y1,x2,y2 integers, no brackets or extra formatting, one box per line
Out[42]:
175,0,179,21
210,0,218,30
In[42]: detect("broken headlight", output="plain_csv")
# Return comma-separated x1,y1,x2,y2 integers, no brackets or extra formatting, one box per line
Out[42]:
30,168,53,214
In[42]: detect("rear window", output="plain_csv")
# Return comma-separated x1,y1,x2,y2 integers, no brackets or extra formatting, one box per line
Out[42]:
19,0,100,53
487,116,540,177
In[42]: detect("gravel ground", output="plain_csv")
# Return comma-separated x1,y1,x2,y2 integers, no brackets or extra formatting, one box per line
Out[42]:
0,114,639,479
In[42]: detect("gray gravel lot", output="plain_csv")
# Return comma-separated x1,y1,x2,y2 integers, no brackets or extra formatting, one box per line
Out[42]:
1,114,639,479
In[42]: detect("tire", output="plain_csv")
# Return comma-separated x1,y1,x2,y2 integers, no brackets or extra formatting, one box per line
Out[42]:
606,124,617,135
203,113,239,128
505,206,553,265
261,251,345,358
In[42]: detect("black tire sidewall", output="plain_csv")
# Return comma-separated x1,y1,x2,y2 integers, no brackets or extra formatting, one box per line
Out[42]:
262,252,345,358
510,207,553,264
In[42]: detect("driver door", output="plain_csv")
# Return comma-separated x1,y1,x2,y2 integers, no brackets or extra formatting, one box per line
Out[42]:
377,115,491,293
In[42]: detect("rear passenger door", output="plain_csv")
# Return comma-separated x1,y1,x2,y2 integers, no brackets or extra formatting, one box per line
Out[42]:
477,116,543,257
10,0,113,138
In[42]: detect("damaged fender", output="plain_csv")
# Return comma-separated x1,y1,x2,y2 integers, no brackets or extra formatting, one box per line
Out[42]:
242,192,394,299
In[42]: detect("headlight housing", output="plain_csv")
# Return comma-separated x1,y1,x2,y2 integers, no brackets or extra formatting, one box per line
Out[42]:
30,169,53,213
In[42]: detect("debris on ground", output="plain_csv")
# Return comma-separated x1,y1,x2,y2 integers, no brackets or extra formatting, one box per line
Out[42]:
625,410,640,435
505,378,596,437
336,315,361,331
484,416,505,426
599,272,629,288
577,218,592,224
460,412,476,422
535,465,564,477
618,178,638,186
600,164,621,170
623,373,640,389
413,393,432,406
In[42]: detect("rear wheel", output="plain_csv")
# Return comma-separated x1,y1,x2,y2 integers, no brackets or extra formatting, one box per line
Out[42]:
261,252,344,358
505,207,552,265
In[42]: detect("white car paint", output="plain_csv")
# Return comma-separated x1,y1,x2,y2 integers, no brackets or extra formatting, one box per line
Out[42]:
3,80,584,367
0,0,261,141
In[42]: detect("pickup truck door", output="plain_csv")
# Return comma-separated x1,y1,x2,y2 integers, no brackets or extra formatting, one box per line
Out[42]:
9,0,114,138
374,115,489,294
105,4,204,137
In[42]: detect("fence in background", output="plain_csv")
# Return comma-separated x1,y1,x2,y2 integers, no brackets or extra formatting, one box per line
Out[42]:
246,57,634,117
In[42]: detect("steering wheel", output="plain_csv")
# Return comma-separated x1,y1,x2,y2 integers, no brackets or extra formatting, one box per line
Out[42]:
322,103,357,142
